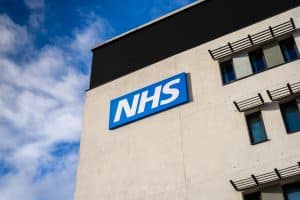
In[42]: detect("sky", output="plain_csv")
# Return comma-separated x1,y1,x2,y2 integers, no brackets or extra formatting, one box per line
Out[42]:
0,0,196,199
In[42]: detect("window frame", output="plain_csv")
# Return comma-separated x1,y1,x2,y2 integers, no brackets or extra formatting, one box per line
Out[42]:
219,59,236,84
283,181,300,200
220,35,300,86
279,37,300,62
243,191,262,200
279,99,300,134
248,48,268,73
245,111,268,145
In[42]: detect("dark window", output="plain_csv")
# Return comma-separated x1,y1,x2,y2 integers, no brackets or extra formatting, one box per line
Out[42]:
280,37,299,62
280,100,300,133
249,49,267,73
244,191,261,200
220,60,236,84
283,182,300,200
246,112,268,144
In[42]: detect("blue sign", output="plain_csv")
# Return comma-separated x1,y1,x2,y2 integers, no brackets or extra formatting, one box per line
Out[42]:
109,72,189,129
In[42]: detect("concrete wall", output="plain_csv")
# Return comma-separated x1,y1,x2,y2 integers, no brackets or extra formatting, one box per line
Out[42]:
75,6,300,200
293,17,300,51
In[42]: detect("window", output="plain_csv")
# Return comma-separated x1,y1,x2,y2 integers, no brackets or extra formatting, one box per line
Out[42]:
219,36,299,85
280,100,300,133
280,37,299,62
244,191,261,200
241,182,300,200
246,112,268,144
220,60,236,84
249,49,267,73
283,182,300,200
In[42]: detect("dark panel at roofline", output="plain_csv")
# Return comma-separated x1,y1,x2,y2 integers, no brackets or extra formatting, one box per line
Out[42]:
90,0,300,89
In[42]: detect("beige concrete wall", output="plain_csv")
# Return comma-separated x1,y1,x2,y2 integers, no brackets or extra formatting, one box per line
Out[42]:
75,6,300,200
293,29,300,55
293,17,300,51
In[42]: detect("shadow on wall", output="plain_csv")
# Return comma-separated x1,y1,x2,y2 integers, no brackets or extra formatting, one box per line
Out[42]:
186,73,194,102
262,102,280,111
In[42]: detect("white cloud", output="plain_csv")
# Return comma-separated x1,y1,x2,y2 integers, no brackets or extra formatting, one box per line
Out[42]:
24,0,45,28
0,12,111,200
29,12,44,29
0,14,29,53
24,0,45,10
71,15,112,59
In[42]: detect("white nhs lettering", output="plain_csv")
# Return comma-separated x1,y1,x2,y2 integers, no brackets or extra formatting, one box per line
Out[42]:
113,78,180,122
109,73,189,129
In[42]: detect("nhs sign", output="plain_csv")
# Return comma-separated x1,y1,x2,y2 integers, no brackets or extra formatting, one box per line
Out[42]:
109,73,189,129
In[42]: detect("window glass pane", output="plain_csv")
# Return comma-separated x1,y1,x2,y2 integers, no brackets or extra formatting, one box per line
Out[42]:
244,191,261,200
249,49,267,73
280,37,299,62
280,101,300,133
284,182,300,200
246,112,267,144
220,60,236,84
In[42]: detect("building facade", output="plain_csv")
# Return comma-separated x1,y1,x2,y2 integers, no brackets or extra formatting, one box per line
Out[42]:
75,0,300,199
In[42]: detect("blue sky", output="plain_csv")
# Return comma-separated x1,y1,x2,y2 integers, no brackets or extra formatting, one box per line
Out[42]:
0,0,196,199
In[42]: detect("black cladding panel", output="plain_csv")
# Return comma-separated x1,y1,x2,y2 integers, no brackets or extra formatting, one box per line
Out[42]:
90,0,300,89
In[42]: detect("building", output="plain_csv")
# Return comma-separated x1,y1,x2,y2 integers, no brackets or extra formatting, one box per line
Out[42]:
75,0,300,199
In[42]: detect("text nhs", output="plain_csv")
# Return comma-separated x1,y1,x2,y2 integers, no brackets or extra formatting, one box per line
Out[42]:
109,73,189,129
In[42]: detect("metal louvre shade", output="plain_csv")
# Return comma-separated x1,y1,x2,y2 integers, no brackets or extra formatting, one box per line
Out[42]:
267,82,300,101
230,162,300,191
209,19,296,60
233,93,265,112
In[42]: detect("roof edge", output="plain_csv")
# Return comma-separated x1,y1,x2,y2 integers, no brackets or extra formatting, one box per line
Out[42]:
91,0,206,51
